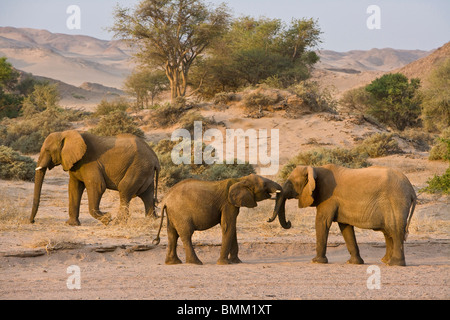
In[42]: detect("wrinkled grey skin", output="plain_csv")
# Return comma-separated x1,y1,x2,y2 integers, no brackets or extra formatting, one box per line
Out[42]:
30,130,160,225
153,174,282,265
269,164,416,266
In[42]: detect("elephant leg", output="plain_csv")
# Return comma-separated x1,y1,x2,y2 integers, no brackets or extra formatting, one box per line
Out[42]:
115,192,132,224
138,183,156,218
338,223,364,264
165,218,182,265
382,231,393,264
388,233,406,266
229,231,242,264
67,177,85,226
86,182,110,225
180,232,202,265
313,206,336,264
218,210,238,265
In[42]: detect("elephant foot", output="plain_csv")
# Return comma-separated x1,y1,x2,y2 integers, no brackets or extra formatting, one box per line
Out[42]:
165,256,182,265
146,211,159,219
97,212,112,226
229,257,242,264
66,218,81,226
347,256,365,265
381,255,390,264
186,258,203,265
111,215,129,226
312,256,328,264
387,257,406,266
217,258,231,265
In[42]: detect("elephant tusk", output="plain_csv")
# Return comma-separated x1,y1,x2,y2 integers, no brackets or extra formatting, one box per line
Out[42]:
35,167,43,171
276,190,281,193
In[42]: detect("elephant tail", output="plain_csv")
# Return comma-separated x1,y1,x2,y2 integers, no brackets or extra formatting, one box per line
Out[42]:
154,165,159,205
404,194,417,241
152,204,166,245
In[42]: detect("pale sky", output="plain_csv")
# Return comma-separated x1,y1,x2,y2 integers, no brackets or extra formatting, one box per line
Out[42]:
0,0,448,51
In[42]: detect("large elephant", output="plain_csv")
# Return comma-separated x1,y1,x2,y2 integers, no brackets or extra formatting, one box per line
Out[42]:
268,164,417,266
30,130,160,225
153,174,282,265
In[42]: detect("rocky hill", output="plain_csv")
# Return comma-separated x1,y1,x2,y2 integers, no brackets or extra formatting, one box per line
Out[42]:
393,42,450,87
0,27,439,95
0,27,134,89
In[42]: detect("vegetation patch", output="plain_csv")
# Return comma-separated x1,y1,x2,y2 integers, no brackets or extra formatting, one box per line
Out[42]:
0,145,36,181
279,147,370,180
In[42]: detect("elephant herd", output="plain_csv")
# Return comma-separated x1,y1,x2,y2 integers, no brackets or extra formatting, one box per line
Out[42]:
30,130,417,266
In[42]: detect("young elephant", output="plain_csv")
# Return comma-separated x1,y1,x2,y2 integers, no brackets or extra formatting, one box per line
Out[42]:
268,164,416,266
153,174,282,265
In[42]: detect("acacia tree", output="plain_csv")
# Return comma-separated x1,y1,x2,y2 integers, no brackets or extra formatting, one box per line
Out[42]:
112,0,230,103
124,69,168,108
189,16,322,96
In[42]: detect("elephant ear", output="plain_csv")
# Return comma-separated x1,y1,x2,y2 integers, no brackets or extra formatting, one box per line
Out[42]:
298,166,316,208
61,130,87,171
228,180,257,208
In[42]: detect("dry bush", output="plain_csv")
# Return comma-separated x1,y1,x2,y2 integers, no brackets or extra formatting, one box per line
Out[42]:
0,196,28,227
148,103,187,128
279,147,370,180
150,139,255,190
354,133,402,158
89,110,144,138
429,128,450,161
94,98,129,116
0,145,36,181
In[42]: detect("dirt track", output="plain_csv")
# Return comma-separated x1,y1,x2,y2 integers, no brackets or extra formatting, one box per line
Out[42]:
1,240,448,300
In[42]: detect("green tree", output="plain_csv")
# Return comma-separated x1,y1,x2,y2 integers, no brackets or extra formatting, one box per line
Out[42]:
0,57,19,91
111,0,230,103
0,57,21,118
365,73,422,131
190,16,322,97
422,57,450,132
124,69,169,108
21,82,60,117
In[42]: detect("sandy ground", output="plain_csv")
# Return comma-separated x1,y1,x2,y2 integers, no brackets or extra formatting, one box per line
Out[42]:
0,153,449,300
1,101,449,301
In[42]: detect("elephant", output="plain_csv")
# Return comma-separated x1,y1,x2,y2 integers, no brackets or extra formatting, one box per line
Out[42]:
30,130,160,225
152,174,282,265
268,164,417,266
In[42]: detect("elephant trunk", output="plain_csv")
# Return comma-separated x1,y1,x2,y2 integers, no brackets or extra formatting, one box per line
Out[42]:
268,191,291,229
30,167,47,224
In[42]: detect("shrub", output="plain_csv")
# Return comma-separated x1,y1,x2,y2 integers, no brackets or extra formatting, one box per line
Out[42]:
151,139,255,189
0,106,73,154
364,73,422,131
94,98,129,116
150,103,187,128
242,90,281,117
421,57,450,132
288,81,337,115
177,112,219,135
429,129,450,161
339,86,371,113
279,147,370,180
89,110,144,138
355,133,402,158
213,92,238,105
421,167,450,195
0,145,36,181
